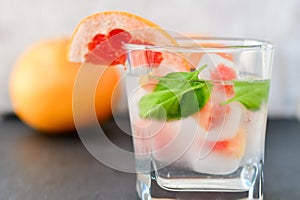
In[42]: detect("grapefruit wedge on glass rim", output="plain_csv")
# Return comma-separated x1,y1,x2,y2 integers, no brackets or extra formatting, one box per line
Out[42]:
68,11,192,73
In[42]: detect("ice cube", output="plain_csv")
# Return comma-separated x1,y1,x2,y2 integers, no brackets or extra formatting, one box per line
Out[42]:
205,102,243,141
186,128,246,175
197,53,238,80
152,118,202,168
188,151,242,175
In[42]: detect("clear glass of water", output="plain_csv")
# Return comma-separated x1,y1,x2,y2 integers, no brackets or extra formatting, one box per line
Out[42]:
124,37,274,200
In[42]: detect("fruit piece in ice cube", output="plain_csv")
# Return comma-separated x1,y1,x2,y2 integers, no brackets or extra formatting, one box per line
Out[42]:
210,63,237,96
188,128,246,175
196,53,238,80
210,128,246,158
193,63,240,139
195,102,242,141
210,63,237,81
195,99,230,131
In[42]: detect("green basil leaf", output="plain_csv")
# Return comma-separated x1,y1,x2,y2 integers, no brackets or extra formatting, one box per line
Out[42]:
138,66,211,121
223,80,270,110
153,66,203,92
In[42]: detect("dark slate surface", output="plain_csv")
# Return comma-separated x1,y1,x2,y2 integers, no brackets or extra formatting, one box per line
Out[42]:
0,115,299,200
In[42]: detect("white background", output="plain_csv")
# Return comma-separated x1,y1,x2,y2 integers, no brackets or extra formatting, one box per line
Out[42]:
1,0,300,117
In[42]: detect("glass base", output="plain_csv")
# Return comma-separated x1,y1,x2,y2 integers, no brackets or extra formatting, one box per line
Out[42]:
136,163,263,200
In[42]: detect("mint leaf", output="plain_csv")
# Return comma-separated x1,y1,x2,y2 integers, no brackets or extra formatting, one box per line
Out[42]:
153,64,206,91
223,80,270,110
139,66,211,121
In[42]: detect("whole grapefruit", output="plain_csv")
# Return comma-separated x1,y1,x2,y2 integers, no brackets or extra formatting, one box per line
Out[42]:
10,38,120,133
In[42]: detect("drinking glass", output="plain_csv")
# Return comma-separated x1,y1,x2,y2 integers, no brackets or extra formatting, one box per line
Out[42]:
124,37,274,200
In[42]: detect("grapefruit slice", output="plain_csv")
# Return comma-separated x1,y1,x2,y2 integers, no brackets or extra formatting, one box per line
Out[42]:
68,11,184,67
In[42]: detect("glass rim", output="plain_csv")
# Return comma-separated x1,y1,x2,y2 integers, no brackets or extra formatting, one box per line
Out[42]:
124,37,275,53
